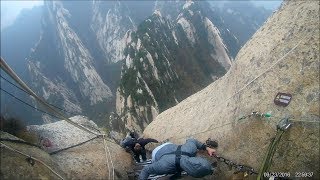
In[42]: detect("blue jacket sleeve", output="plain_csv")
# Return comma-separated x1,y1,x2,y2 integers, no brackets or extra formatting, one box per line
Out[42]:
186,138,206,150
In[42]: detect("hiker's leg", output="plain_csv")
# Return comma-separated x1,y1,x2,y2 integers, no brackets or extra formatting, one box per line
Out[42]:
141,149,147,161
134,153,140,162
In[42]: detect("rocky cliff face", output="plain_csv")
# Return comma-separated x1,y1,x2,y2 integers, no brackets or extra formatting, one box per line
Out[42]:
0,131,68,179
27,116,133,179
1,116,134,179
27,1,137,125
143,1,319,179
116,1,233,134
91,1,135,64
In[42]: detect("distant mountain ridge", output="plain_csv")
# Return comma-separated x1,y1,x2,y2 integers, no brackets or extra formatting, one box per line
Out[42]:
115,1,233,133
1,0,273,133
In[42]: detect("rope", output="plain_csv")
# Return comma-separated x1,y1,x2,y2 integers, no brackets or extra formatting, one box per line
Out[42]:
0,138,41,149
170,122,233,142
0,57,100,135
94,128,114,180
289,119,320,123
1,57,119,180
1,86,120,147
0,75,77,116
98,128,114,180
102,138,112,180
226,37,304,101
164,29,317,143
0,142,64,179
257,129,286,179
1,88,61,119
1,57,118,180
170,112,270,141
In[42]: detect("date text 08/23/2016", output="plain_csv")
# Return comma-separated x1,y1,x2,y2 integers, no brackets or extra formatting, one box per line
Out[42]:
264,172,314,178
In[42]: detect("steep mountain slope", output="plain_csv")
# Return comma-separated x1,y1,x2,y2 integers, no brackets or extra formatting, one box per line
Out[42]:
27,1,136,124
144,1,319,179
1,0,274,131
155,0,240,59
116,2,232,133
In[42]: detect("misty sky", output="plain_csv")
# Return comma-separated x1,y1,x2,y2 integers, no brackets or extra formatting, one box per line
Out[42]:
1,0,282,31
1,0,43,30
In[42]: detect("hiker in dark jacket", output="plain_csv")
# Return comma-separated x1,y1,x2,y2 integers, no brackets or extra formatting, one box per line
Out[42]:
123,137,158,162
139,138,216,180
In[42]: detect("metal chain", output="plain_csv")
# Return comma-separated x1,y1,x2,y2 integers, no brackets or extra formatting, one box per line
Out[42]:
205,138,257,175
213,155,257,175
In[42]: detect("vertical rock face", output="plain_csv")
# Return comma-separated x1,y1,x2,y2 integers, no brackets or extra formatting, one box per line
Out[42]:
23,1,154,126
116,1,234,133
27,1,133,123
144,1,319,179
155,0,240,59
91,1,135,64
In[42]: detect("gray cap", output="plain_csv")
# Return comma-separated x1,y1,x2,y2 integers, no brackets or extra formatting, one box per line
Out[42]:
181,157,213,178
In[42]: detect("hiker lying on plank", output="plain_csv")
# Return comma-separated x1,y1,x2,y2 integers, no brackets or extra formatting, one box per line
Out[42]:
139,138,217,180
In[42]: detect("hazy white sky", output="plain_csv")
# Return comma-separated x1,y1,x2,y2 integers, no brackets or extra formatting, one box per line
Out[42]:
1,0,282,31
1,0,43,30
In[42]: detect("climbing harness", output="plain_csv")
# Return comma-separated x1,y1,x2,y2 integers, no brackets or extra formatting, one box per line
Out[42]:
174,145,185,177
257,117,292,180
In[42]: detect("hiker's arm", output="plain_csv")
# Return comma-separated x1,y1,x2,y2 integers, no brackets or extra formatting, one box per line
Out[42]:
186,138,216,156
205,146,216,156
186,138,207,150
140,138,159,146
145,138,158,143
